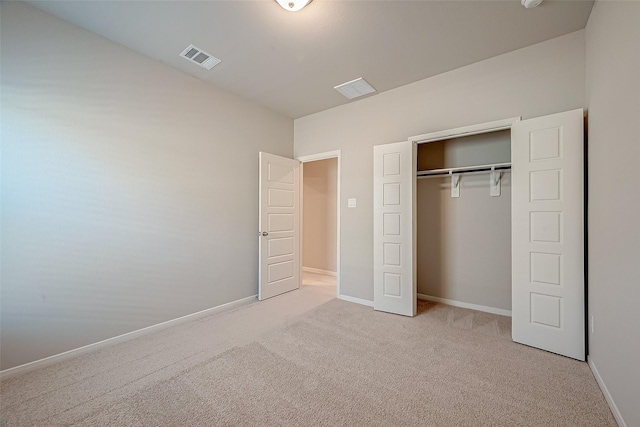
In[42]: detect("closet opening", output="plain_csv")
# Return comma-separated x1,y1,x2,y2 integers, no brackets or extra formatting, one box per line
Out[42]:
298,151,341,299
375,110,584,359
416,129,513,316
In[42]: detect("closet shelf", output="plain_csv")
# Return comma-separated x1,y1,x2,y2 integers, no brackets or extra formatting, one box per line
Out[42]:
417,162,511,179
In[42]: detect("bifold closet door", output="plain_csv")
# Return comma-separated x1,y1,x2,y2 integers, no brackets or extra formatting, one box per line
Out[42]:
512,109,584,360
373,141,416,316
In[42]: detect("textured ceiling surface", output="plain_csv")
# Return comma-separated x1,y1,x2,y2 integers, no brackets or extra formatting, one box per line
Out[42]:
29,0,594,119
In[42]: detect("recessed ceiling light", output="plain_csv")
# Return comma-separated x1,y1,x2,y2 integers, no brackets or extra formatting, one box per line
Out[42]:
179,44,221,70
334,78,377,100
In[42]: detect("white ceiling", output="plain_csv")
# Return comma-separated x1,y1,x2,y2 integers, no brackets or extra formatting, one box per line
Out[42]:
29,0,594,119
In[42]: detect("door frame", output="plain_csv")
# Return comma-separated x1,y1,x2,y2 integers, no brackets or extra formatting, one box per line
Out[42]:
398,117,521,313
408,117,521,145
296,150,341,298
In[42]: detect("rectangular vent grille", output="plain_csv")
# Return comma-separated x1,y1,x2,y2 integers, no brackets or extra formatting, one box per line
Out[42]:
180,44,221,70
334,77,376,100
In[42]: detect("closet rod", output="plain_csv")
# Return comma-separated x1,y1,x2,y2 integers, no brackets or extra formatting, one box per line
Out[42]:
416,162,511,179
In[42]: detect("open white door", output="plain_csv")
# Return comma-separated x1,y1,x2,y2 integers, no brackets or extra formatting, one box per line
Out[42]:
512,109,585,360
259,152,300,300
373,141,416,316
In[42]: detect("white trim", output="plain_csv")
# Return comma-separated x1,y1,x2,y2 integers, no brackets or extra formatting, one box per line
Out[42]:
296,150,341,163
417,293,512,317
302,267,337,277
388,117,519,319
409,117,521,144
588,357,626,427
299,161,305,293
0,294,257,381
336,153,341,297
338,294,374,307
296,150,341,298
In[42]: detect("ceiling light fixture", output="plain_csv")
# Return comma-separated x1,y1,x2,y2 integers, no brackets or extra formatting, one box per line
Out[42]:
521,0,543,8
275,0,312,12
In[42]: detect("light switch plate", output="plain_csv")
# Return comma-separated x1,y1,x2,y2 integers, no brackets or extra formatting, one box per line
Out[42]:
348,198,357,208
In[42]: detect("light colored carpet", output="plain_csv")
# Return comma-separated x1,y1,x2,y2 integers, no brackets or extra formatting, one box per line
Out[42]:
1,284,615,426
301,271,337,287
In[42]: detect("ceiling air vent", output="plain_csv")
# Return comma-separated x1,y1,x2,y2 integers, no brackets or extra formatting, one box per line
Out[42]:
179,44,221,70
334,77,376,100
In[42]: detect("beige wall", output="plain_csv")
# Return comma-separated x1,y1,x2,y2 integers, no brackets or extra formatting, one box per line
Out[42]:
585,1,640,425
303,158,337,273
295,30,585,301
417,131,511,311
0,2,293,370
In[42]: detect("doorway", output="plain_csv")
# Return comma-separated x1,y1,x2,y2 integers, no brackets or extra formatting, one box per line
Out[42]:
297,151,341,298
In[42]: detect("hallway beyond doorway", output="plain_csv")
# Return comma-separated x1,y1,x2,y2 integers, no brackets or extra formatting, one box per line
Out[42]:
302,271,336,289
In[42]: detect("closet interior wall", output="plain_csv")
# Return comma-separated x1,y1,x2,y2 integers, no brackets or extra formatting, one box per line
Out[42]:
416,130,512,312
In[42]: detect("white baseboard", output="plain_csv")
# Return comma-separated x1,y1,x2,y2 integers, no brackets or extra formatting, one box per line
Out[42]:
338,294,374,307
302,267,337,277
588,357,626,427
337,293,508,314
0,294,258,381
417,293,512,317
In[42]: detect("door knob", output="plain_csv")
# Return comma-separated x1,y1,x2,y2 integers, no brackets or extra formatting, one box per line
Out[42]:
260,231,269,236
